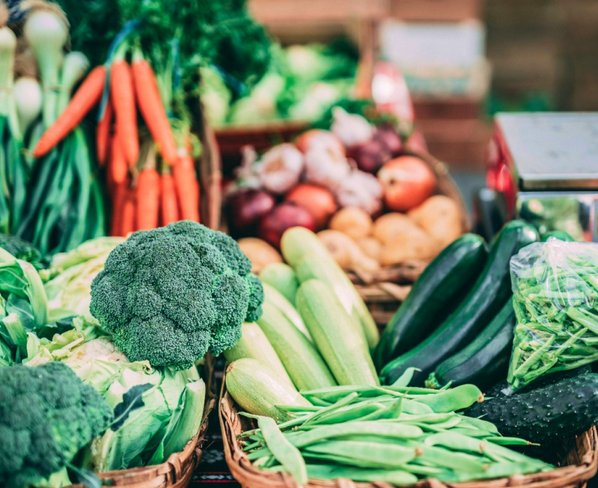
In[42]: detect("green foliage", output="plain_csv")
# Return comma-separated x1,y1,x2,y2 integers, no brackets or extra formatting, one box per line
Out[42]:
0,362,113,488
90,221,264,369
0,234,46,270
54,0,271,88
26,318,207,470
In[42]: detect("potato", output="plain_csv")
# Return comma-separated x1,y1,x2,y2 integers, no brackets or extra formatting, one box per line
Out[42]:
372,213,423,245
318,230,379,274
330,207,373,240
408,195,462,247
238,238,282,273
356,237,382,262
380,233,440,266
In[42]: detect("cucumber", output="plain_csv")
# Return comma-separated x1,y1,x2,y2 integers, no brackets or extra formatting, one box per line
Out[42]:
282,227,379,350
426,299,516,389
296,279,379,386
223,322,295,390
465,369,598,445
262,283,312,341
260,263,299,304
258,301,337,390
374,234,488,368
225,358,311,421
380,221,539,386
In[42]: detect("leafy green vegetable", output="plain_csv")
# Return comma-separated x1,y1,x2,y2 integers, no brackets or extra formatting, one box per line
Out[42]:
508,240,598,390
0,361,113,488
26,318,207,470
0,234,45,270
41,237,123,321
90,221,264,369
54,0,271,89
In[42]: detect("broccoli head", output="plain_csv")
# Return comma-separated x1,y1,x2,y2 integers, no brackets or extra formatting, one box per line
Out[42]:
90,221,264,369
0,362,113,488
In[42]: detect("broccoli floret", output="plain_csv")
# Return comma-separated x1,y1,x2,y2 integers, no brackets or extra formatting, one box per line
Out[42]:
90,221,264,369
0,362,113,488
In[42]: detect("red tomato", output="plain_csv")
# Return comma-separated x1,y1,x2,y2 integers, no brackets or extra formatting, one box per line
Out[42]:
286,184,338,229
377,156,436,211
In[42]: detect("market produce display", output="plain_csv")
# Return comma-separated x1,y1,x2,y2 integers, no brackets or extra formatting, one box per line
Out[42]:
226,106,463,277
0,222,254,486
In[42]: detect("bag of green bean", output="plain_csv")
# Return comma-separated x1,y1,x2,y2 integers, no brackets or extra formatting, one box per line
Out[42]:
508,239,598,390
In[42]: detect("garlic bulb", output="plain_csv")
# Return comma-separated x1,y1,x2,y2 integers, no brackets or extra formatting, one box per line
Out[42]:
331,107,374,147
256,143,304,194
304,145,351,191
334,170,383,215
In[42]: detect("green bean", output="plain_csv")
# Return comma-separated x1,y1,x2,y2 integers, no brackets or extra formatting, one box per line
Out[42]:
285,421,423,448
414,384,483,413
401,398,434,414
391,367,419,387
309,401,387,425
304,440,417,468
306,463,418,486
257,416,307,485
418,446,487,472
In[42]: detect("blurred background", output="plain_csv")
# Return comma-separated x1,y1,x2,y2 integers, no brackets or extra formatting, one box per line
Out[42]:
236,0,598,171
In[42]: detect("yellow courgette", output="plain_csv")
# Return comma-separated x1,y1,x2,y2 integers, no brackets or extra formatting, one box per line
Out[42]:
281,227,379,349
296,279,379,386
258,301,337,390
223,323,295,390
225,358,310,420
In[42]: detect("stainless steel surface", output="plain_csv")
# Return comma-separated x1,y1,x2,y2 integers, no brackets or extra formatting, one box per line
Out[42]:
496,113,598,190
517,191,598,242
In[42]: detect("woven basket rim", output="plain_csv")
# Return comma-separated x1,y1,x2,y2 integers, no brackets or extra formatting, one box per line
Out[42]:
219,377,598,488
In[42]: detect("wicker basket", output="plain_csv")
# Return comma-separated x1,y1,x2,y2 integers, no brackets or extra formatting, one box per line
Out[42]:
70,358,216,488
219,381,598,488
349,150,469,326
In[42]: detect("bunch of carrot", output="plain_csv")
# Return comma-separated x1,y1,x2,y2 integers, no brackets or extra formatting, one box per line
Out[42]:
33,46,201,236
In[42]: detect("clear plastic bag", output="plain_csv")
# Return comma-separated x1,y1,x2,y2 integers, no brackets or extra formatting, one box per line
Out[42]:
508,239,598,390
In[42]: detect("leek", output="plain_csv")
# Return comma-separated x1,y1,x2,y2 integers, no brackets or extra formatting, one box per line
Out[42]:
57,51,89,114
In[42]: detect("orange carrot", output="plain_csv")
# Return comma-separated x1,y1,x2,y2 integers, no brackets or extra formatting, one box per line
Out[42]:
131,52,178,165
108,134,127,185
96,100,113,167
121,187,137,236
160,172,179,225
111,60,139,168
110,182,127,236
173,153,200,221
33,66,106,158
135,150,161,230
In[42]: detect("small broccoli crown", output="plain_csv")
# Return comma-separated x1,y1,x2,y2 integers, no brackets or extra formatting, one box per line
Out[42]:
90,221,264,369
0,362,113,488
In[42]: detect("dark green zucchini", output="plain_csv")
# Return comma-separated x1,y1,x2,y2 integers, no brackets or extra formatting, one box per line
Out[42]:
465,369,598,445
374,234,488,369
379,220,539,386
426,299,516,389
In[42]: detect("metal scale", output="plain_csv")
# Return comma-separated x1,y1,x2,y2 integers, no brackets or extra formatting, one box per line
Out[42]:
487,112,598,242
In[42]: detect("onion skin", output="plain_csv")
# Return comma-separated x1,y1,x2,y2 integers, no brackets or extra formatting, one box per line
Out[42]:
378,156,436,212
259,203,316,249
286,184,337,230
226,188,276,238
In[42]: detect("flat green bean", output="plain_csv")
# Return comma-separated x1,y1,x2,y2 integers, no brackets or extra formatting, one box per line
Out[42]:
304,440,417,468
414,384,484,412
257,416,307,485
306,463,418,486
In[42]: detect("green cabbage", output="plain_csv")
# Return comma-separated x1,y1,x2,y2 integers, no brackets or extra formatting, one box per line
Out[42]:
26,318,206,470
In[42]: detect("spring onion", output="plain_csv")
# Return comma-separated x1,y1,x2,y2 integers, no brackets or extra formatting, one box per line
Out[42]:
23,6,68,127
14,77,42,135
